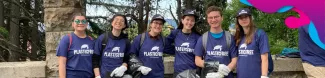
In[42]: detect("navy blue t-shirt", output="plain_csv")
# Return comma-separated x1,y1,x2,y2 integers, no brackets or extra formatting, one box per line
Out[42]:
166,29,201,73
93,33,130,77
236,29,270,78
130,32,167,78
194,31,237,78
299,26,325,66
56,33,94,78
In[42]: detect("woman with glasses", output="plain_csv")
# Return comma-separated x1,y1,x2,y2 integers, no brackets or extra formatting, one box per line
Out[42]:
56,14,94,78
129,14,174,78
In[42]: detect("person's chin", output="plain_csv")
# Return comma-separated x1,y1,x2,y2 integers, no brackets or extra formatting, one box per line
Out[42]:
155,30,161,33
114,27,123,30
210,25,218,28
185,26,193,29
76,29,86,31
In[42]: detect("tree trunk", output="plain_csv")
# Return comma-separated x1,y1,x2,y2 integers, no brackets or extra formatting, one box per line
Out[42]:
137,0,144,34
8,0,20,62
30,0,40,61
0,1,4,27
177,0,181,26
21,20,28,61
184,0,194,9
0,1,5,61
169,5,178,26
144,0,150,31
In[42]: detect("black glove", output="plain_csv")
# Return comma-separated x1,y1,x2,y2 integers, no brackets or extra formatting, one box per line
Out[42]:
126,54,143,78
200,61,220,78
176,69,200,78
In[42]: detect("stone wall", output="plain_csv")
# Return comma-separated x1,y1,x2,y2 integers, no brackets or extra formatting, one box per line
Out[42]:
164,57,307,78
0,57,307,78
0,61,46,78
44,0,85,77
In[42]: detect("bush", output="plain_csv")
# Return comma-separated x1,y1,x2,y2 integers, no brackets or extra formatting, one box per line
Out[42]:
0,26,9,39
269,38,289,55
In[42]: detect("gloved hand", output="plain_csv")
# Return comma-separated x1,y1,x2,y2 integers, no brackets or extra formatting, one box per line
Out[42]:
206,72,224,78
110,65,127,77
95,75,101,78
261,76,269,78
137,66,152,75
218,64,230,76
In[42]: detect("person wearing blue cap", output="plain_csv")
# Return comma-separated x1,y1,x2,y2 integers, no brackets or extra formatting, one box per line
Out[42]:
299,25,325,77
234,8,271,78
56,14,94,78
129,14,174,78
92,14,131,78
165,9,201,78
194,6,238,78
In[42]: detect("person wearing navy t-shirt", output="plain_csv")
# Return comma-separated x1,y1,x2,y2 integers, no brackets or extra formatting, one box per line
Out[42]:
234,8,270,78
165,9,201,77
129,14,173,78
299,25,325,77
194,6,238,78
56,14,94,78
92,14,130,78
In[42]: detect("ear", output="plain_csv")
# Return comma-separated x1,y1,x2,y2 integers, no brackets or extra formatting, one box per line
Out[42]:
181,18,185,23
221,16,224,21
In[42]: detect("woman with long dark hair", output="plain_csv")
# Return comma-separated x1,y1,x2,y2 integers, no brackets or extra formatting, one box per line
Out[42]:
234,8,270,78
165,9,201,78
92,14,130,78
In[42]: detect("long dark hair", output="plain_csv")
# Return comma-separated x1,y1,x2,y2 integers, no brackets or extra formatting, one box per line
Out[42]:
177,15,201,35
110,14,128,37
234,16,256,46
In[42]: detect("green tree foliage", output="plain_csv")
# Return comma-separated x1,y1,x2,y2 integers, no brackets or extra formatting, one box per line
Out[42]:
223,0,299,54
87,0,299,55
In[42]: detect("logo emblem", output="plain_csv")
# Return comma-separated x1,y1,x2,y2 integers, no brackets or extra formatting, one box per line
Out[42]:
213,45,222,51
112,47,120,52
151,46,160,52
181,42,190,48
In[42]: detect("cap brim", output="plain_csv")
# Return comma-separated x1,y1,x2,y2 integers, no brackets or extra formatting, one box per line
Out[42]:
183,14,198,18
236,14,251,17
152,19,166,23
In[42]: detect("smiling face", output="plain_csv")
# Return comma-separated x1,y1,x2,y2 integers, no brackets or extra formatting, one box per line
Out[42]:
207,11,223,29
150,20,164,33
72,16,87,31
181,15,196,30
111,16,126,30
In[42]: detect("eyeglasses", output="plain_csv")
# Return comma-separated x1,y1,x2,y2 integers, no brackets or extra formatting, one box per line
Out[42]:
74,19,87,24
208,16,221,19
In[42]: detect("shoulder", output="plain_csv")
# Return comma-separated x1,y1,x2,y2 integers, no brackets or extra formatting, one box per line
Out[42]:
59,34,70,43
133,33,143,41
170,29,180,36
172,29,180,34
94,33,106,42
255,29,267,36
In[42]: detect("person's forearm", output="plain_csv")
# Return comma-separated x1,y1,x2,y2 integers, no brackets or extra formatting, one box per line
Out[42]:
58,57,67,78
94,68,100,77
59,64,66,78
195,56,205,68
261,53,269,76
227,57,237,70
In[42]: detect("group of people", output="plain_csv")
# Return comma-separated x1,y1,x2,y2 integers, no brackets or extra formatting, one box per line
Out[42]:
56,6,325,78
